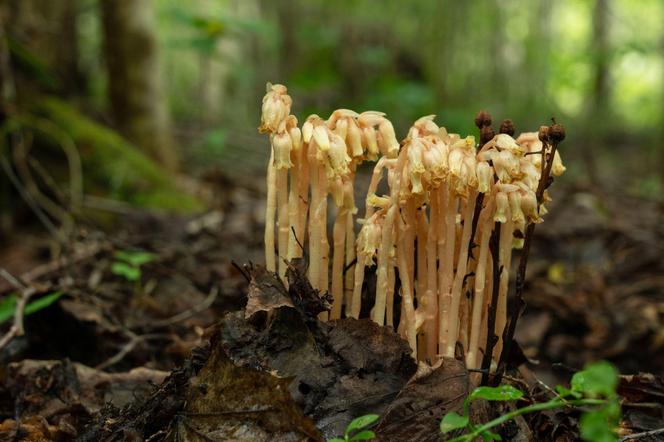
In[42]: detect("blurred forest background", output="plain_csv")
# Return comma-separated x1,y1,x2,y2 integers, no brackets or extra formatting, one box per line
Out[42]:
0,0,662,237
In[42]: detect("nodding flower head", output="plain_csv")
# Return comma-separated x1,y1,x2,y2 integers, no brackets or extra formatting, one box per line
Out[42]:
324,132,351,178
260,83,292,133
551,150,566,176
476,161,493,193
495,133,524,156
357,212,383,266
494,191,509,223
378,119,400,158
508,191,525,223
520,189,541,223
408,115,439,138
422,139,448,182
493,150,521,183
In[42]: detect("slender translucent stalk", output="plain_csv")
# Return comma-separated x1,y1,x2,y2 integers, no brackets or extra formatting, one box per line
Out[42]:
344,210,355,315
319,167,329,290
494,212,513,364
350,254,365,319
445,190,477,357
467,201,494,369
276,167,289,280
287,156,300,260
372,204,397,325
424,189,439,358
297,143,310,250
397,219,417,352
308,160,320,290
386,258,395,327
265,146,277,272
330,206,347,319
439,188,457,354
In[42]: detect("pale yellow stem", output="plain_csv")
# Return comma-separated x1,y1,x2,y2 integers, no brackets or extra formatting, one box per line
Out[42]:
415,207,430,357
467,201,494,369
277,168,289,280
425,191,439,358
386,257,395,327
344,210,356,315
308,160,320,291
297,143,310,249
445,190,478,357
397,218,417,355
494,211,513,365
330,207,347,319
318,166,329,321
350,255,365,319
287,157,300,260
265,146,277,272
372,204,397,325
438,188,457,354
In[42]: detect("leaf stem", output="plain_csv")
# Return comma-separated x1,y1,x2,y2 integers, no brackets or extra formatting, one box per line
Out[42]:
448,398,606,442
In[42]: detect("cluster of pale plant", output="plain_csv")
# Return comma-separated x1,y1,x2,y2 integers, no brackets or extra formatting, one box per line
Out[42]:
259,83,565,367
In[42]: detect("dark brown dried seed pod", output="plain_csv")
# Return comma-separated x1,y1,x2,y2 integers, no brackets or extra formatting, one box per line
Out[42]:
548,123,566,143
499,119,515,136
480,125,495,146
538,125,550,143
474,110,492,129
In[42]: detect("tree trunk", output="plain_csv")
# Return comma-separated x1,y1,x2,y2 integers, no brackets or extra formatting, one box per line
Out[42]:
591,0,610,116
100,0,177,170
5,0,82,97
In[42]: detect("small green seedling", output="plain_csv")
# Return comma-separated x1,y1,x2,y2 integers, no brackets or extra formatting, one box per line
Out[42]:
329,414,380,442
111,250,155,282
440,361,620,442
0,291,63,325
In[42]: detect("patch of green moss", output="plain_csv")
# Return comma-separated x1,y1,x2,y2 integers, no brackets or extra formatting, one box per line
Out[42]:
37,98,203,212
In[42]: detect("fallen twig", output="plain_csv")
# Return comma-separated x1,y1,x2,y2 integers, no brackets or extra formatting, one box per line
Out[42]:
148,287,219,329
620,427,664,441
0,268,37,350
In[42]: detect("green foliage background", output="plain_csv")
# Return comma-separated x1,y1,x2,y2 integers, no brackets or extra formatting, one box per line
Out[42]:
74,0,663,196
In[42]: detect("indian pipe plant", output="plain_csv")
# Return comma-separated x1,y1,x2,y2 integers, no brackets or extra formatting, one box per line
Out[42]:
258,83,566,369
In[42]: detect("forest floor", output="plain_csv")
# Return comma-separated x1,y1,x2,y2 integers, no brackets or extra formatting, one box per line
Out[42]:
0,176,663,441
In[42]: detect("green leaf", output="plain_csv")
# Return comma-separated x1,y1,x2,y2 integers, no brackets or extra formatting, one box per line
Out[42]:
327,439,345,442
481,430,502,441
346,414,380,434
0,292,64,325
113,250,155,267
111,262,141,281
350,430,376,441
469,385,524,402
0,295,17,324
555,385,577,398
571,361,618,398
440,412,469,434
580,409,618,442
24,291,63,315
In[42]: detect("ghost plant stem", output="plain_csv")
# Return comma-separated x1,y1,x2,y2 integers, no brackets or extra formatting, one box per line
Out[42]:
276,167,290,279
318,166,330,321
397,217,417,351
439,188,457,355
445,190,477,357
466,199,494,369
287,153,302,260
344,210,356,312
330,206,347,319
265,146,277,272
424,193,439,359
309,159,321,291
373,204,397,325
297,143,310,249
